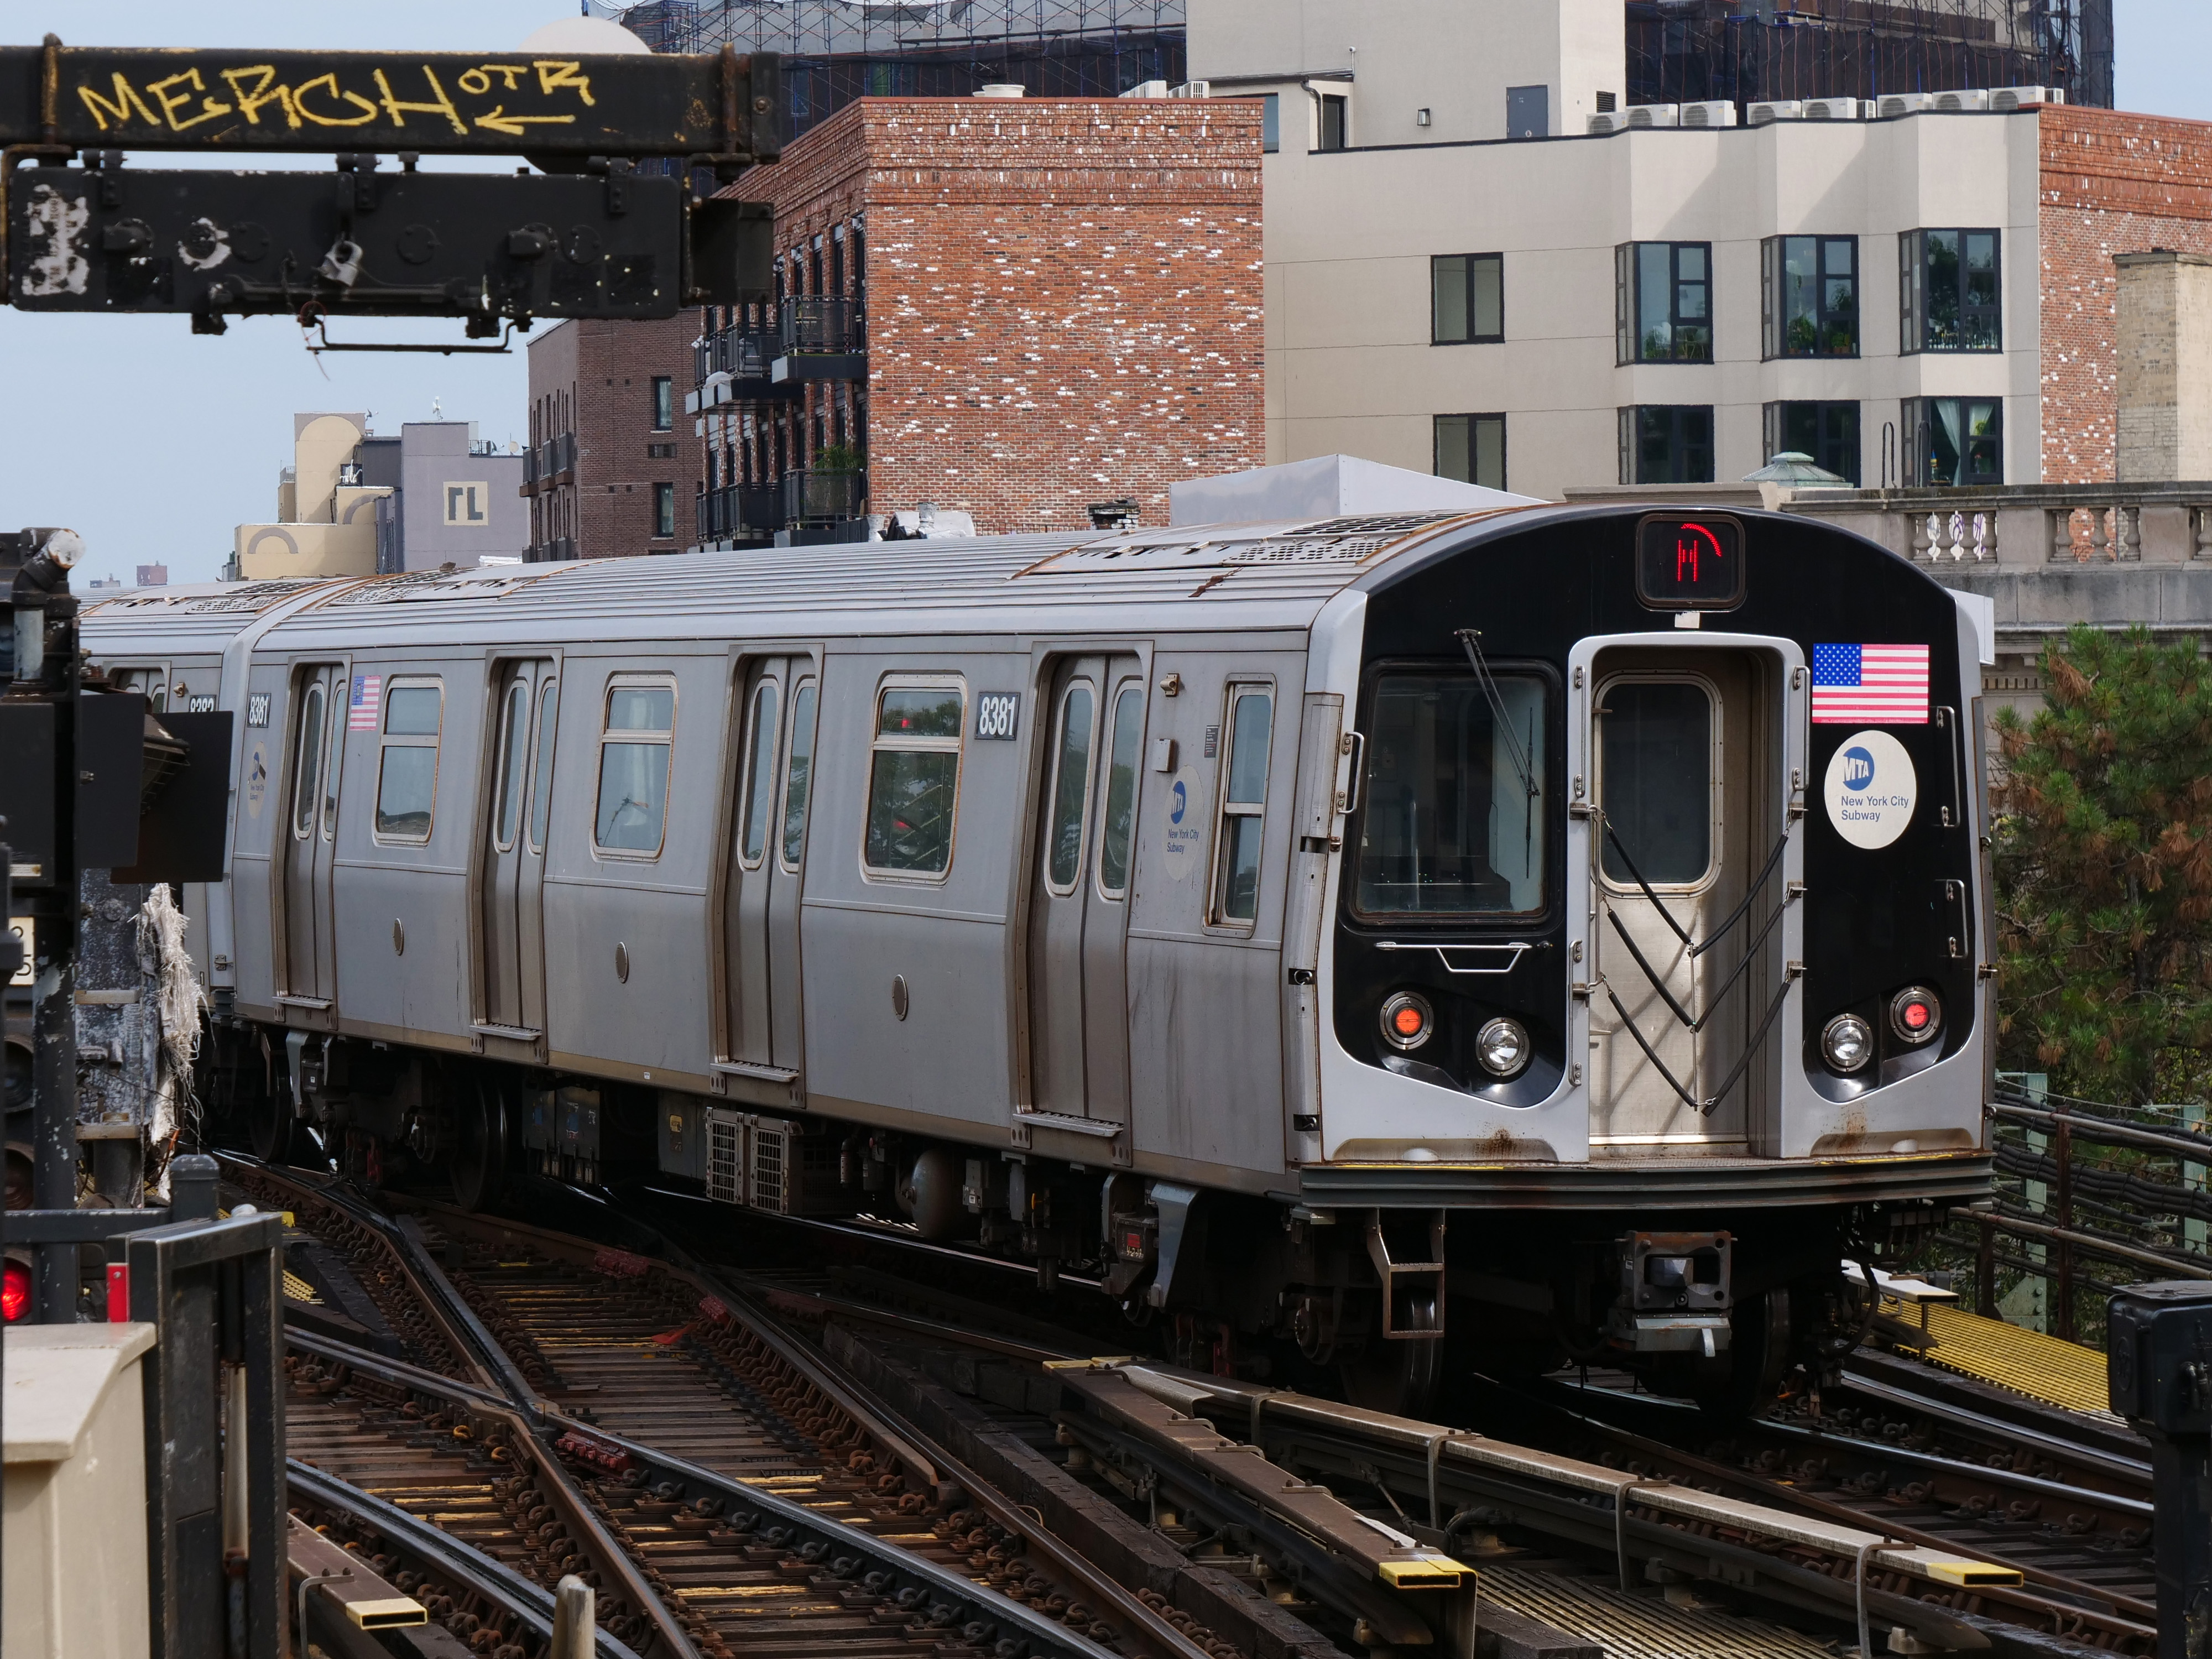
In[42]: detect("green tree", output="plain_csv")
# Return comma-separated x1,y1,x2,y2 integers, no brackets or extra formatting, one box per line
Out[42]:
1992,624,2212,1103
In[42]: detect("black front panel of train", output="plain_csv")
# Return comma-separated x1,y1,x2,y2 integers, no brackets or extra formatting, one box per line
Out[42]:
1334,509,1976,1103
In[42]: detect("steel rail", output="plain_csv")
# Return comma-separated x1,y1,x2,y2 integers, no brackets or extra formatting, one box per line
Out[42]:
1830,1366,2151,1487
414,1192,1245,1659
286,1329,1121,1659
1139,1369,2167,1652
224,1156,708,1659
286,1459,646,1659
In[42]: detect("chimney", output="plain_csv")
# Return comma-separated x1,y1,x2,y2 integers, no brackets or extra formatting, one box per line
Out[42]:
2115,249,2212,482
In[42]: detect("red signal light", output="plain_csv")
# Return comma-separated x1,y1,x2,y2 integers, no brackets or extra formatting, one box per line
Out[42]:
1890,986,1942,1045
3,1260,30,1323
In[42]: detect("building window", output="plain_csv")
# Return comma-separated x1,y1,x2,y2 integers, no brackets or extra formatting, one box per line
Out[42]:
442,482,489,525
651,375,674,430
865,681,964,877
1902,397,2003,487
373,680,444,844
1435,414,1507,491
1762,401,1861,483
1762,236,1858,358
1261,92,1279,153
1616,242,1712,363
1432,253,1503,345
1317,93,1347,152
647,442,676,459
1618,405,1715,484
1212,685,1274,925
595,677,675,857
1901,229,2001,353
653,481,675,539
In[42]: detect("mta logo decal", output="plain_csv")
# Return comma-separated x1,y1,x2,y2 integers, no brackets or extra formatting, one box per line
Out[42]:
1842,745,1876,791
1170,780,1187,824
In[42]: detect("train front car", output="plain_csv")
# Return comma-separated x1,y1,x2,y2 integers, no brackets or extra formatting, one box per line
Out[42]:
1287,506,1991,1411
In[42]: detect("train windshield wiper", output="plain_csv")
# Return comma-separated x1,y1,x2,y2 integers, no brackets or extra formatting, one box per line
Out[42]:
1455,627,1539,800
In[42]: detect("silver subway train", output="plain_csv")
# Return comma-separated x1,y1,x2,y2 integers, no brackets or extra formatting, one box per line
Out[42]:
84,503,1994,1408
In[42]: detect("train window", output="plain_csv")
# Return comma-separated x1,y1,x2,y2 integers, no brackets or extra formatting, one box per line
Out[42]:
1097,681,1145,899
596,677,676,857
373,681,443,843
864,681,964,877
528,678,558,853
291,682,326,840
780,679,817,870
1598,679,1713,888
1045,681,1097,893
1213,686,1274,925
1354,673,1547,917
740,677,781,867
493,679,529,852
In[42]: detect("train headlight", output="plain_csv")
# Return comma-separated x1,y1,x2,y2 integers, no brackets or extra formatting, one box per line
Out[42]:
1475,1017,1530,1078
1380,992,1433,1051
1890,987,1942,1045
1821,1013,1874,1074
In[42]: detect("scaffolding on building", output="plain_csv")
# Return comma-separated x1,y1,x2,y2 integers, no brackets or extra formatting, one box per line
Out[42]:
1626,0,2114,111
599,0,1186,134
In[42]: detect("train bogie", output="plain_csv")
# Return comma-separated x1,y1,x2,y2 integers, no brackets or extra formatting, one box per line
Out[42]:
81,505,1994,1407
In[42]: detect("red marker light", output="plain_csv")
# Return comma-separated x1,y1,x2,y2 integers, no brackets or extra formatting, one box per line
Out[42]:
1890,986,1942,1045
3,1260,30,1322
1903,1001,1929,1030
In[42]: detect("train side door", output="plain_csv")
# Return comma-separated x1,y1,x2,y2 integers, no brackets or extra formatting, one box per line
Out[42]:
279,662,347,1008
1589,651,1760,1148
1025,653,1144,1134
721,654,815,1075
481,659,557,1037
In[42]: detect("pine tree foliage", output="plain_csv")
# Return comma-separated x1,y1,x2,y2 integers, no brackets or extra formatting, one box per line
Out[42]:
1992,625,2212,1103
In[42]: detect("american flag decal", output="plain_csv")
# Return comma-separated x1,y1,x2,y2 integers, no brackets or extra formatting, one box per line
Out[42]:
1812,644,1928,724
347,673,382,731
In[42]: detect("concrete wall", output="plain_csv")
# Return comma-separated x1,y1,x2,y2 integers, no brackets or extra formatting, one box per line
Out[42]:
393,422,526,570
1256,107,2041,500
1188,0,1623,147
2115,250,2212,482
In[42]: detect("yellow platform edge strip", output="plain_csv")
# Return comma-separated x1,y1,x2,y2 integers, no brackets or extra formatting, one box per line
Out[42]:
1881,1296,2112,1417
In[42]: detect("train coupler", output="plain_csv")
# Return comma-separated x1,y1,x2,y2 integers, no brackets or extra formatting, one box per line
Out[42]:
1606,1229,1733,1353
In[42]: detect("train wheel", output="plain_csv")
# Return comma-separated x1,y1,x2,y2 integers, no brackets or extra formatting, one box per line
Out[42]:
1340,1290,1444,1419
247,1086,298,1166
1679,1287,1792,1420
451,1079,509,1213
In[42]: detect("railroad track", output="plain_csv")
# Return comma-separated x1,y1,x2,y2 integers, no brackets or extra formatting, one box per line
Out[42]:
624,1196,2163,1658
225,1154,1229,1659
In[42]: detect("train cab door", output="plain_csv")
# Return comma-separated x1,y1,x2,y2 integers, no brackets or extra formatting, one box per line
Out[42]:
481,660,558,1039
279,662,347,1009
1589,651,1772,1150
720,655,817,1077
1025,654,1146,1142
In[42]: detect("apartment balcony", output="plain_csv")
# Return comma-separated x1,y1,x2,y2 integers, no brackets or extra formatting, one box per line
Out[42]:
531,431,577,489
688,327,801,413
527,536,578,563
773,297,866,384
696,483,781,545
782,467,865,526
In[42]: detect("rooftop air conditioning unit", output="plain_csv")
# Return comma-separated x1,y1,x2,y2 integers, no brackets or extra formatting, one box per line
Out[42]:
1588,110,1629,134
1118,79,1168,98
1681,100,1738,128
1991,85,2063,110
1932,88,1990,112
1627,103,1681,128
1878,93,1935,118
976,82,1028,98
1748,100,1803,125
1168,80,1211,99
1802,97,1862,120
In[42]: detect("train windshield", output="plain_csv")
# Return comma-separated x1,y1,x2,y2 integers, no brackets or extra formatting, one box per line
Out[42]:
1354,673,1546,917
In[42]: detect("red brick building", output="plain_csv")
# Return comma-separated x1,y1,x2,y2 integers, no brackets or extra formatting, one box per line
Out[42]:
2039,105,2212,483
692,93,1264,546
525,312,705,560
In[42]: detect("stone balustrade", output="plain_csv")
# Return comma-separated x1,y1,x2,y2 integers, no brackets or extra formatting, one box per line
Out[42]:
1781,482,2212,568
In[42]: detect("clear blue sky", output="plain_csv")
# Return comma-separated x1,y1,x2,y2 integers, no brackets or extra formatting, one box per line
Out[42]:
0,1,2205,583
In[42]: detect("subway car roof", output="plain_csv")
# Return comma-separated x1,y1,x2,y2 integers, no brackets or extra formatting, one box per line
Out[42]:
78,502,1895,650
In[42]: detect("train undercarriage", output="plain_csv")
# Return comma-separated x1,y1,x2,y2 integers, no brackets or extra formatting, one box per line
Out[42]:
207,1023,1936,1418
